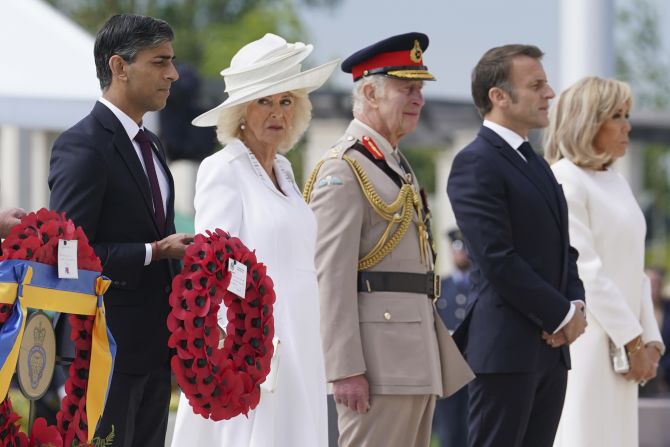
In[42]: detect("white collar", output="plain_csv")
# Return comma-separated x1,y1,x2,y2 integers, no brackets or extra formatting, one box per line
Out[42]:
483,120,527,150
352,118,399,158
236,139,297,197
98,97,144,140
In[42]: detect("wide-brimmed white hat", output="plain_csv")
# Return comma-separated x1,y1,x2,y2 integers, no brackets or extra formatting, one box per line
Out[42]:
192,33,338,127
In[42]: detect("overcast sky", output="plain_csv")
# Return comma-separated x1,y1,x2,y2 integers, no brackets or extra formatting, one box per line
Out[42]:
298,0,670,101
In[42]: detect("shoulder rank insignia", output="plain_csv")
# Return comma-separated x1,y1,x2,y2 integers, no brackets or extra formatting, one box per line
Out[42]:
328,134,359,159
361,136,384,160
328,146,344,159
316,175,344,188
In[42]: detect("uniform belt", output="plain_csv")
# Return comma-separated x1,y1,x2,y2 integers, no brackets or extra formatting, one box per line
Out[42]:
357,271,441,299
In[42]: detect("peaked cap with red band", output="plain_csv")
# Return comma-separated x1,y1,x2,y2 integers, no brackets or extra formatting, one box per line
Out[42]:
341,32,436,82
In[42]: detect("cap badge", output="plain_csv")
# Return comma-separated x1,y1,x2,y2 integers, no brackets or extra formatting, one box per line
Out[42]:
410,40,422,63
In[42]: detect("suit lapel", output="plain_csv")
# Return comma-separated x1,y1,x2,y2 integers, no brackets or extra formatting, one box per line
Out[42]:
148,132,176,233
92,102,163,235
479,127,562,227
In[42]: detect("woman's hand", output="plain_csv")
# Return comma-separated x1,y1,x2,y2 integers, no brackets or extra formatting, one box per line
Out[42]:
623,337,653,383
642,345,661,383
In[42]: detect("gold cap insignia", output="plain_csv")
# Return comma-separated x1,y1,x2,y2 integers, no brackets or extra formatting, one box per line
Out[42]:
410,39,423,63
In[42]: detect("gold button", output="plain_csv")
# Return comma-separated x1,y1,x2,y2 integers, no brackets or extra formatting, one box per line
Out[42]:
383,312,392,321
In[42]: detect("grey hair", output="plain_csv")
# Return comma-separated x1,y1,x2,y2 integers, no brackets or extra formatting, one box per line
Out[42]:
215,89,313,154
352,76,388,114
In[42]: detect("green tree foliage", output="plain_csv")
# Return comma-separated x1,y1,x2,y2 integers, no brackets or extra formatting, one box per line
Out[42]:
642,144,670,268
616,0,670,272
46,0,338,77
403,146,439,193
616,0,670,109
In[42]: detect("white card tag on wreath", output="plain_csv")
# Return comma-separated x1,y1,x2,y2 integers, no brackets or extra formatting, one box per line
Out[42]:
58,239,78,279
227,259,247,298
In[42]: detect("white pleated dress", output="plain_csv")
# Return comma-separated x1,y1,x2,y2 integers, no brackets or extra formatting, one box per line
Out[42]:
551,158,662,447
170,139,327,447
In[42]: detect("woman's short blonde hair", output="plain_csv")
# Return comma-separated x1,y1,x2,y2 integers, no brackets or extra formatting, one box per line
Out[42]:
214,89,312,154
544,76,632,169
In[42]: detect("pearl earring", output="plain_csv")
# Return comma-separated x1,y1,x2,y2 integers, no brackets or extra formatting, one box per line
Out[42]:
240,123,246,130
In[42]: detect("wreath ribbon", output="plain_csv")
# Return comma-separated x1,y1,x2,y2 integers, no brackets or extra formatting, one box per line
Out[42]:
0,259,116,442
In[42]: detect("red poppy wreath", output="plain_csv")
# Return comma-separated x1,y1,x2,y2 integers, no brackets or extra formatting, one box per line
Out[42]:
168,228,276,420
0,208,104,446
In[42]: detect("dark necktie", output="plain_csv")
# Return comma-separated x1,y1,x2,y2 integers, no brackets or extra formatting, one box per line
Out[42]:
134,129,166,232
517,141,538,162
518,141,557,203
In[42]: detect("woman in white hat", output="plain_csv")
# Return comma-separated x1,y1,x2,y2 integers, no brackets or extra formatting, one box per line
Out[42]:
170,34,337,447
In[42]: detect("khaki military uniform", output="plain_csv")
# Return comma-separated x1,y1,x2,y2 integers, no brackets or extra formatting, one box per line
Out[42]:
306,119,473,447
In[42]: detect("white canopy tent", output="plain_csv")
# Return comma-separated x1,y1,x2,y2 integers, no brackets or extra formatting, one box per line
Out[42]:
0,0,99,210
0,0,100,130
0,0,157,211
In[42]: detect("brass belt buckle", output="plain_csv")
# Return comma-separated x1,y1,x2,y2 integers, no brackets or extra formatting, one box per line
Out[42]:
429,272,441,302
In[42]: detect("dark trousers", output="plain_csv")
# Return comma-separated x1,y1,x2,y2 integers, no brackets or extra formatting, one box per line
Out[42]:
433,386,468,447
94,366,171,447
467,367,567,447
327,395,340,447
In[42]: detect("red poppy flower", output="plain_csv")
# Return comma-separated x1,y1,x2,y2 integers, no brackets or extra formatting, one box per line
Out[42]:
167,228,275,421
168,327,193,360
73,400,88,442
184,289,210,318
29,418,63,447
167,312,183,332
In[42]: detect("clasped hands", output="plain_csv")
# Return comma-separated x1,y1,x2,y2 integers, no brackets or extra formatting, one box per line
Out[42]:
542,301,587,348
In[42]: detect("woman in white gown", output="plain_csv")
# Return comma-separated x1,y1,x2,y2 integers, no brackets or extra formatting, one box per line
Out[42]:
545,76,665,447
170,34,337,447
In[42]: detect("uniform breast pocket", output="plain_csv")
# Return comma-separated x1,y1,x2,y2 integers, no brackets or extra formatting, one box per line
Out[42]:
358,295,430,386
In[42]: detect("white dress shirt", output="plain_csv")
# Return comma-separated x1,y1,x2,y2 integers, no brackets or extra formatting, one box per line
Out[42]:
98,97,169,265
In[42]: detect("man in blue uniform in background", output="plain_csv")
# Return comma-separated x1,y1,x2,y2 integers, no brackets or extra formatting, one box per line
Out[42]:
432,229,472,446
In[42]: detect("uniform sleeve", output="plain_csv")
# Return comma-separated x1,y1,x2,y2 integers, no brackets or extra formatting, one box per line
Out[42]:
552,164,642,347
48,131,146,287
308,158,367,382
447,150,570,332
193,154,243,236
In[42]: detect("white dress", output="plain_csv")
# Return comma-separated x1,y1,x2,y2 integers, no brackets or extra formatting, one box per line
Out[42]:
551,158,662,447
171,139,327,447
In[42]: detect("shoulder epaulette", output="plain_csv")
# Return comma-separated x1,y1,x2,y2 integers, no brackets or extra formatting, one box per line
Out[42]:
327,134,358,159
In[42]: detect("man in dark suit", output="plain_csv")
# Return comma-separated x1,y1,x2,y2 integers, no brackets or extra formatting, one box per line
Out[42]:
48,14,192,447
446,44,587,447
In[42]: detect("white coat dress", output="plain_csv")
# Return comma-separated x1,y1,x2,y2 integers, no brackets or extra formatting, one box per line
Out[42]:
170,139,327,447
551,158,662,447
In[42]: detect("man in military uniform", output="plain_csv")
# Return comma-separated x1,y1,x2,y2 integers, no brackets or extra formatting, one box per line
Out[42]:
305,33,472,447
432,229,473,447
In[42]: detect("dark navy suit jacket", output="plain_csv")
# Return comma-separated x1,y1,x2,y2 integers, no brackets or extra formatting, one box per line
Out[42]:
447,126,584,374
48,101,180,374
